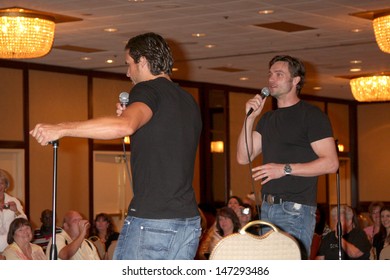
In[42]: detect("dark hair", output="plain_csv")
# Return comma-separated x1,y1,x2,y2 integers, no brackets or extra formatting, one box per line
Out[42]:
315,205,328,235
215,207,241,237
378,205,390,244
125,32,173,75
269,55,305,94
90,213,115,238
227,196,243,207
7,218,32,244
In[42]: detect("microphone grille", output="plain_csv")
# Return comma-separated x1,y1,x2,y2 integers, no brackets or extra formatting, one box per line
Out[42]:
119,92,129,104
261,87,270,97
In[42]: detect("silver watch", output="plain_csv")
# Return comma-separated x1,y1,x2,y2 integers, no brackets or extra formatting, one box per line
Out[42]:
284,164,292,175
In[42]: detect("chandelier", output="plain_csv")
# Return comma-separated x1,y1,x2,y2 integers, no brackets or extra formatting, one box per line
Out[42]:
373,14,390,54
0,8,55,59
350,75,390,102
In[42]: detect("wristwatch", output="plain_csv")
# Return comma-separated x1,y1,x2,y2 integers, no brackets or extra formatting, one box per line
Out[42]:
284,164,292,175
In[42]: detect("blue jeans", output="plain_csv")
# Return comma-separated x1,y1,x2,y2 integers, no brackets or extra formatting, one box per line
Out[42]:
261,201,316,260
113,215,202,260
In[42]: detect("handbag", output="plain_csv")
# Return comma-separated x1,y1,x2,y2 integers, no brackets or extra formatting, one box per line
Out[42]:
209,220,301,260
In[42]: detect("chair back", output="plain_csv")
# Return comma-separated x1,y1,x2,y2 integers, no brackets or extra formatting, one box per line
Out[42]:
209,220,301,260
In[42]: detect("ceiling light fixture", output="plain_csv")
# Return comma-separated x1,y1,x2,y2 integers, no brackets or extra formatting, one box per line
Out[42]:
0,7,55,58
373,13,390,53
350,75,390,102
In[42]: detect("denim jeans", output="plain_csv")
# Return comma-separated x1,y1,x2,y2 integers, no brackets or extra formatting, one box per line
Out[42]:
113,215,202,260
261,201,316,260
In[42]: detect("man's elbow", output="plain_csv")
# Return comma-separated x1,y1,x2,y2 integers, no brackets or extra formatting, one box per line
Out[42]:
236,155,248,165
328,159,340,174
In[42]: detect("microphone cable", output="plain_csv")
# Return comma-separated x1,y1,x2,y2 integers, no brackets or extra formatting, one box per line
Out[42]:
244,114,262,221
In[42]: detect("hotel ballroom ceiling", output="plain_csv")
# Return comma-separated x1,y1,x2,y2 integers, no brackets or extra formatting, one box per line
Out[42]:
1,0,389,100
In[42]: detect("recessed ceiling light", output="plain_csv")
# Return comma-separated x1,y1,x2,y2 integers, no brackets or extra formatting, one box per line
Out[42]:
81,57,91,61
350,60,362,64
258,10,274,15
172,67,178,72
313,86,322,90
205,44,216,48
239,77,249,81
351,28,362,33
192,33,206,37
350,67,361,72
106,59,114,64
104,28,118,32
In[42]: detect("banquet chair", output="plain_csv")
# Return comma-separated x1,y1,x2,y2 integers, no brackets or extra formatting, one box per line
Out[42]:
209,220,301,260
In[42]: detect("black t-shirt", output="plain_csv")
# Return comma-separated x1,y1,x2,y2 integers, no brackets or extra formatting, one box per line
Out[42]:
317,228,371,260
127,77,202,219
256,100,334,206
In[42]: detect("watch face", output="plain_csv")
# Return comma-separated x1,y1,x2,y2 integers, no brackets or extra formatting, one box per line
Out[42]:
284,164,292,174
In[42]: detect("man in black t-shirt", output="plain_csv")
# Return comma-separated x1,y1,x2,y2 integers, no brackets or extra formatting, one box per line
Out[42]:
30,33,202,260
236,55,339,259
316,205,371,260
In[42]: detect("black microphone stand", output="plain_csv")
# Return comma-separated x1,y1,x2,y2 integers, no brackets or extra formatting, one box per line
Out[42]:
335,141,343,260
49,140,59,260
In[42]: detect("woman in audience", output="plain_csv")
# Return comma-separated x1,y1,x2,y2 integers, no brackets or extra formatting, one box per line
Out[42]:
2,218,46,260
364,201,384,244
372,205,390,259
227,196,243,212
197,206,240,259
89,213,119,260
0,169,27,254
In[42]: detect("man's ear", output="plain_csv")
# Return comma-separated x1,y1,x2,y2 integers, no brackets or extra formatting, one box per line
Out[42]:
139,56,148,67
292,76,301,86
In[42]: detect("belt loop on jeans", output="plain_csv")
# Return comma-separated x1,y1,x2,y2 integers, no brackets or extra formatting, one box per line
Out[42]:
263,194,283,205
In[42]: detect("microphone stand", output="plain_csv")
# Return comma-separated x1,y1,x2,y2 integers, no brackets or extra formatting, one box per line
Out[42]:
335,141,342,260
49,140,59,260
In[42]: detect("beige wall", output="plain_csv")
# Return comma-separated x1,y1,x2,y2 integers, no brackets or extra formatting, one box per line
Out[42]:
29,70,89,228
0,68,24,141
358,103,390,201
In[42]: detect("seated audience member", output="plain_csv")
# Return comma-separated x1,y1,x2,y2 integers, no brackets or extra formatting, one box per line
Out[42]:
89,213,119,260
46,210,100,260
0,169,27,253
372,205,390,260
2,218,46,260
227,196,243,212
197,207,240,259
364,201,384,244
316,205,371,260
32,209,62,253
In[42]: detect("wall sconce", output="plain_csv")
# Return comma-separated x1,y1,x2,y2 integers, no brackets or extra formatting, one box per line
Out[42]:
210,141,224,153
124,136,130,144
337,144,345,153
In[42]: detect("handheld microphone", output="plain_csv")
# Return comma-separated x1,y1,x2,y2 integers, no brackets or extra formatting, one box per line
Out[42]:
247,87,270,116
119,92,130,107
